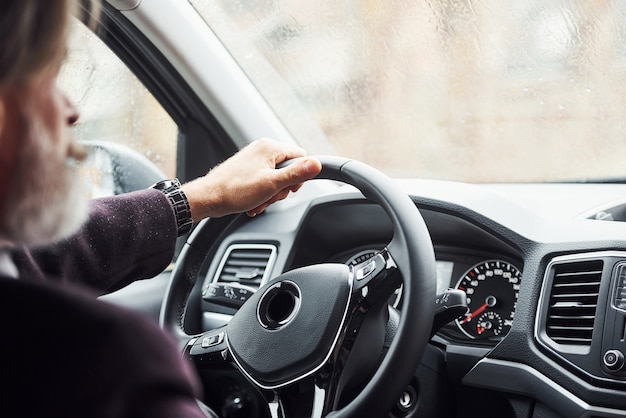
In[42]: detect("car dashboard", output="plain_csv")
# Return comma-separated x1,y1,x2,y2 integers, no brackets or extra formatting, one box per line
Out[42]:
107,178,626,418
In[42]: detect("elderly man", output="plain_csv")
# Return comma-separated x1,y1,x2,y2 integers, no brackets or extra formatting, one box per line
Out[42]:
0,0,321,416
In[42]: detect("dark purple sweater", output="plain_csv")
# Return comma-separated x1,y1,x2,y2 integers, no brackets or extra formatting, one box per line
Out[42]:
1,189,209,418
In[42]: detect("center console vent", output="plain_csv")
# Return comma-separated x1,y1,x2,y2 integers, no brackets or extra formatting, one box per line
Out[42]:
201,243,278,325
213,243,278,287
536,252,626,384
544,260,603,346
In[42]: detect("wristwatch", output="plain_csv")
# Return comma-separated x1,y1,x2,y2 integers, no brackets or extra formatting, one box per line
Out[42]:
151,178,193,236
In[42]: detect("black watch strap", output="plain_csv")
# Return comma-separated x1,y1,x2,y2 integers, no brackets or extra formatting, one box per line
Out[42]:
151,178,193,236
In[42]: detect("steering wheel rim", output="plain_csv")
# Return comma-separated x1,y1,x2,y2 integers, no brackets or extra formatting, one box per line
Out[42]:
161,156,436,418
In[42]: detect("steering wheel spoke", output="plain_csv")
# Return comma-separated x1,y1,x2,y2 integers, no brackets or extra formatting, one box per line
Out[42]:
351,248,401,308
263,375,343,418
185,326,232,369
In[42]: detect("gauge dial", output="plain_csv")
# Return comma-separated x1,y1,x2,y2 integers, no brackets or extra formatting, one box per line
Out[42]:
476,311,503,337
455,260,521,339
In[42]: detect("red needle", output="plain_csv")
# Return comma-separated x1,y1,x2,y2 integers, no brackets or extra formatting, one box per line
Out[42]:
461,303,488,324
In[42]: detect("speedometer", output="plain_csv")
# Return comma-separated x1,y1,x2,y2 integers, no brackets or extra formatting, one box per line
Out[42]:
454,260,521,340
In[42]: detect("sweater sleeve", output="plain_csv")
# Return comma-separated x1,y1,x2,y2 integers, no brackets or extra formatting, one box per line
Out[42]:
11,188,179,294
0,278,212,418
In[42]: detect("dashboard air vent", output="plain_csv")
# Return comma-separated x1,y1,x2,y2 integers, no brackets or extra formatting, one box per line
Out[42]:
545,260,603,346
213,244,277,287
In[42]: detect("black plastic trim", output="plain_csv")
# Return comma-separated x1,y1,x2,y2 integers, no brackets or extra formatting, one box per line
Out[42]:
464,358,626,418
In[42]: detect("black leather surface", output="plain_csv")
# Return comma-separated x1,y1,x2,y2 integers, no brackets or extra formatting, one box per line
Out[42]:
227,263,351,386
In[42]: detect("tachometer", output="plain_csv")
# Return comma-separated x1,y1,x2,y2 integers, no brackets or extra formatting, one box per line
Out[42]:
454,260,521,339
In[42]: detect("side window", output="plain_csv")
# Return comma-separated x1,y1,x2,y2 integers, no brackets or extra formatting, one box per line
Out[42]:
58,19,178,198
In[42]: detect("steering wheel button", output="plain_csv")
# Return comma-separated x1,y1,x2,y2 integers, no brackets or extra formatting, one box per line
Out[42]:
356,260,375,281
201,332,224,348
201,337,213,348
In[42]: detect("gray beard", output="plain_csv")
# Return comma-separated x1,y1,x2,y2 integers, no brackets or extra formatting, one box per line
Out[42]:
0,108,88,247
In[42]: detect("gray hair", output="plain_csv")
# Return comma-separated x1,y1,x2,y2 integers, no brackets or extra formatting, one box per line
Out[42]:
0,0,100,90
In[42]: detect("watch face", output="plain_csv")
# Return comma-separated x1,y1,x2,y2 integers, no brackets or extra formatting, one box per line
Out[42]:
152,178,181,191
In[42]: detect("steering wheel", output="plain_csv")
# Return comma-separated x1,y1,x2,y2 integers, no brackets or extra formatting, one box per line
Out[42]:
161,156,436,418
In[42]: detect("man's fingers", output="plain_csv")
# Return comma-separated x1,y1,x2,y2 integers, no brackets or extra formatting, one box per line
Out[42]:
246,179,310,217
277,157,321,187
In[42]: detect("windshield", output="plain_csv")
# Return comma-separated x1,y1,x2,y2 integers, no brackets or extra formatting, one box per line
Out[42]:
191,0,626,183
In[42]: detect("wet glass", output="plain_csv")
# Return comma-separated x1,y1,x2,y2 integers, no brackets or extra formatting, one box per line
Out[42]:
190,0,626,182
59,19,178,196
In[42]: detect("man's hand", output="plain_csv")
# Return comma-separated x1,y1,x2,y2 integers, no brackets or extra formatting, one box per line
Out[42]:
182,138,322,220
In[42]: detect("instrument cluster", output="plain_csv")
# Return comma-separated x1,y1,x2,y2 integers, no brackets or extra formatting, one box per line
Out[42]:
343,247,522,343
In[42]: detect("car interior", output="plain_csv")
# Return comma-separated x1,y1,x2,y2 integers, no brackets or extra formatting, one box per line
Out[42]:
60,1,626,417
